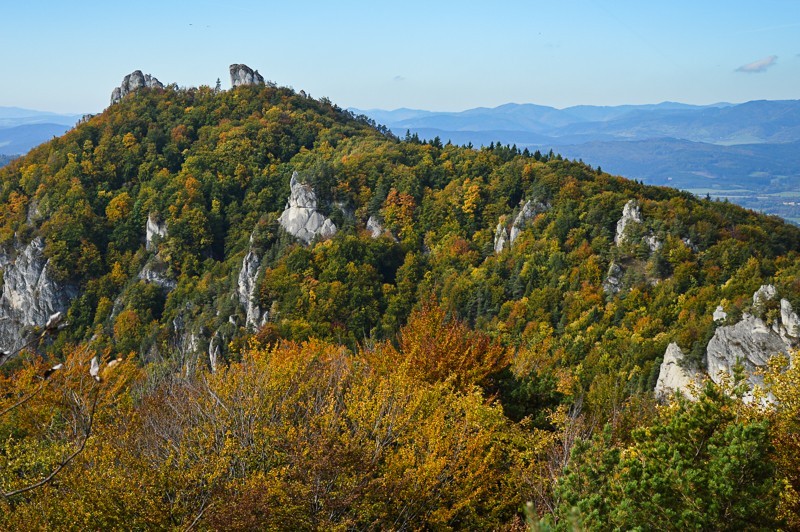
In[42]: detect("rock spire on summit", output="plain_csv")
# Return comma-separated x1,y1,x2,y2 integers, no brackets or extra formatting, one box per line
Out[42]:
230,64,265,87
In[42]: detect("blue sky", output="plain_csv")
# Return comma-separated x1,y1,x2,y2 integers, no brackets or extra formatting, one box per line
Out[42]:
2,0,798,113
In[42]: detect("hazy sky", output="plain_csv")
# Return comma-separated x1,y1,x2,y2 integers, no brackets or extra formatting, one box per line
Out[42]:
2,0,799,114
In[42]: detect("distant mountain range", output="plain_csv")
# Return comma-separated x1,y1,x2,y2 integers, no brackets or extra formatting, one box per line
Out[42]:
0,107,82,160
353,100,800,223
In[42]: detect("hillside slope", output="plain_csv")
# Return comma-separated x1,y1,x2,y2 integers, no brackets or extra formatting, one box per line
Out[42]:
1,77,799,392
1,72,800,528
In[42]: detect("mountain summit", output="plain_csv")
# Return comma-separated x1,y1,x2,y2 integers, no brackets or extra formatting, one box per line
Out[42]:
0,70,798,528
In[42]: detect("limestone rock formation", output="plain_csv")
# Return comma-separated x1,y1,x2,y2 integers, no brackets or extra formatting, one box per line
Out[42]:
137,258,177,291
706,313,790,390
705,286,796,393
208,331,222,372
780,299,800,338
229,64,265,87
492,200,548,254
752,284,777,313
493,220,509,254
657,285,798,402
146,213,168,251
278,172,337,244
110,70,164,104
602,262,623,295
645,235,662,253
655,343,700,400
509,199,547,246
238,247,264,330
169,312,207,377
0,238,76,355
614,200,643,245
26,199,40,226
366,216,385,239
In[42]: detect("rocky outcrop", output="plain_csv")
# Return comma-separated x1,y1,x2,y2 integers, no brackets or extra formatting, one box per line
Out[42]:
493,220,509,254
655,343,700,400
146,213,167,251
238,246,264,330
26,199,40,226
176,330,202,377
752,284,777,313
644,235,662,253
614,200,643,245
110,70,164,104
139,214,175,290
602,262,623,295
493,199,548,254
366,216,385,239
278,172,337,244
781,299,800,338
656,285,799,402
137,258,177,291
208,330,222,372
0,238,76,354
706,313,790,391
510,200,547,246
230,64,265,87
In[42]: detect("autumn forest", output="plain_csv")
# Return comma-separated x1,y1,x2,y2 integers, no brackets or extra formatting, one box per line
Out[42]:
1,80,799,530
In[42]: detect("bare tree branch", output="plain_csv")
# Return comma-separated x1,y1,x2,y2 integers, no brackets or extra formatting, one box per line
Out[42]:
0,383,44,418
1,386,100,499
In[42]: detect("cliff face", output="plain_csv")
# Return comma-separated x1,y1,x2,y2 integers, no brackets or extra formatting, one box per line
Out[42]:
614,200,643,245
238,245,264,330
656,284,798,401
145,213,167,252
0,238,76,355
654,342,701,400
706,285,798,390
277,172,337,244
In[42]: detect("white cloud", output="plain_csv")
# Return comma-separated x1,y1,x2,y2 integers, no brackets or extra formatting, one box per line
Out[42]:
735,55,778,73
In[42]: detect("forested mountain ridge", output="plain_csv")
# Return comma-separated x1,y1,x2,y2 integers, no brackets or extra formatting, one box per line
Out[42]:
1,72,799,529
356,100,800,223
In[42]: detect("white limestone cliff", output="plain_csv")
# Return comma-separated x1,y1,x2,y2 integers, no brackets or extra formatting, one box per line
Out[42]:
655,343,701,400
146,213,167,251
0,238,76,355
277,172,337,244
614,200,643,245
238,247,264,330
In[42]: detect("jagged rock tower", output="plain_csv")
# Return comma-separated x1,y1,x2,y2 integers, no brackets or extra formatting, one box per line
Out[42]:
110,70,164,104
229,64,265,87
